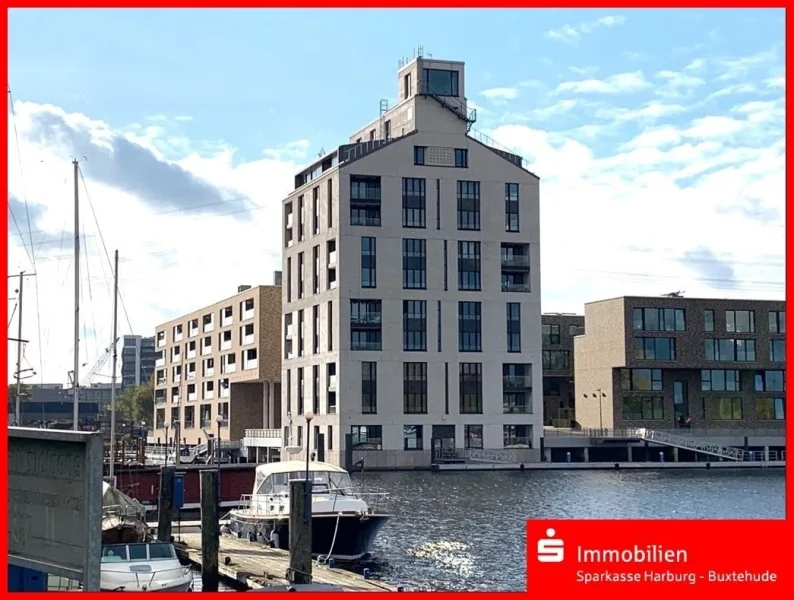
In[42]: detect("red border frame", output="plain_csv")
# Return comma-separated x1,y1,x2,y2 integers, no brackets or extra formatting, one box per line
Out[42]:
2,2,790,597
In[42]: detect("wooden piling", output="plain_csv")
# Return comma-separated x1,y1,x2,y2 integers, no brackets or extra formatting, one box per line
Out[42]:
288,480,313,585
157,465,175,542
200,469,220,592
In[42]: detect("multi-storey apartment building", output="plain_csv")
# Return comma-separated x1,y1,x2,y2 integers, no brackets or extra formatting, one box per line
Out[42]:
281,54,543,468
574,295,786,431
541,313,584,426
121,334,156,389
153,283,282,446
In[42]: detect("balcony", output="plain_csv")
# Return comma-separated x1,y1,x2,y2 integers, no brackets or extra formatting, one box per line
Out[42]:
156,376,166,386
351,341,381,351
350,215,381,227
157,335,166,348
243,428,283,449
503,375,532,389
204,389,215,400
186,348,197,360
201,344,212,357
171,352,181,364
242,330,255,345
188,325,199,337
328,375,337,392
187,388,197,402
243,356,257,371
501,255,530,270
203,319,214,333
221,312,233,328
186,371,196,381
503,402,532,415
242,302,255,321
222,361,237,374
350,189,381,205
350,313,382,327
155,356,165,367
155,394,166,406
328,251,337,268
503,436,533,449
220,338,232,352
502,282,531,293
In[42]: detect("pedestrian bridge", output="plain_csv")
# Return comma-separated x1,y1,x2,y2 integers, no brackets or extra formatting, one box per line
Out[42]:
632,428,747,461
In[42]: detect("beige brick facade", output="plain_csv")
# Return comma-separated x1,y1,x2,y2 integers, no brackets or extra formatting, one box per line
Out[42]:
153,284,282,445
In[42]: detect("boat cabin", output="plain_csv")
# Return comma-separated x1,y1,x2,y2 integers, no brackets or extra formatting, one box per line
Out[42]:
252,460,353,497
101,543,178,564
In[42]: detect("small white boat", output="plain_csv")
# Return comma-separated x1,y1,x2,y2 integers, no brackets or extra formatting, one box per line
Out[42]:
100,541,193,592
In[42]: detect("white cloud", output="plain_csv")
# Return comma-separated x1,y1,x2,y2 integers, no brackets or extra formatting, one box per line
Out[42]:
7,101,301,383
683,116,746,139
480,87,519,103
764,75,785,89
654,70,705,98
555,71,650,95
620,125,682,150
545,15,627,43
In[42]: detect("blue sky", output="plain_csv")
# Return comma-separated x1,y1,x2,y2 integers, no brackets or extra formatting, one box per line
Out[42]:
9,9,784,162
7,9,786,382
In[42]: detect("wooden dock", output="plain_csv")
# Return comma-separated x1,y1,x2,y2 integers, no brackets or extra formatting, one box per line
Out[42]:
175,532,396,592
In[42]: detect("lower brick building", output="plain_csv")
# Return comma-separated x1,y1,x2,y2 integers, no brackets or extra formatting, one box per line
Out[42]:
573,295,785,431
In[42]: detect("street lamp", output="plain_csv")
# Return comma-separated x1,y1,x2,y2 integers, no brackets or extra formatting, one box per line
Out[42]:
583,390,607,432
163,422,170,466
304,411,314,524
215,414,223,515
171,421,181,466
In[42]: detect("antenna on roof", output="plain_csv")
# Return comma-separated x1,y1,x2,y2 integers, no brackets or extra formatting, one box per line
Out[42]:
663,291,685,298
417,45,424,58
317,147,326,158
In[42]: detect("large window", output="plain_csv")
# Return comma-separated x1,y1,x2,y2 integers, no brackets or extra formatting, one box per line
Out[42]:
713,398,743,420
402,178,426,228
403,425,423,450
542,350,571,370
768,310,786,333
622,396,664,420
422,68,460,97
704,309,715,332
701,369,740,392
456,181,481,231
725,310,755,333
351,425,382,449
403,300,427,352
770,339,786,362
350,300,382,351
459,363,483,414
402,238,427,290
705,338,756,362
350,175,381,227
754,370,785,392
403,362,428,414
505,183,519,232
542,323,560,345
632,307,686,332
464,424,483,449
458,301,482,352
507,303,521,353
360,237,376,288
361,362,377,414
756,398,785,420
634,337,677,361
621,368,662,391
457,241,481,291
503,425,531,448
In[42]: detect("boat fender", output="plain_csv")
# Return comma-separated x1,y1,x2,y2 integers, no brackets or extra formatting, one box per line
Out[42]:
271,533,280,548
224,556,232,566
519,463,525,471
397,586,405,592
248,532,256,542
328,558,335,569
363,568,371,580
236,531,244,539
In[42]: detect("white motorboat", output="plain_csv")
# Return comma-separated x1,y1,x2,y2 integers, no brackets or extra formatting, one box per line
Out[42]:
100,541,193,592
228,460,390,562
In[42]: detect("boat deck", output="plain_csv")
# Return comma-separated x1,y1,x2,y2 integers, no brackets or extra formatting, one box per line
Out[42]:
175,532,396,592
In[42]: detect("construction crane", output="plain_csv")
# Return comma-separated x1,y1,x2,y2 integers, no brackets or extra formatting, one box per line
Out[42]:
67,338,119,387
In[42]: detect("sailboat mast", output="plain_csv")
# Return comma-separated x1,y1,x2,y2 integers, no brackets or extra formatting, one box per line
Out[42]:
109,250,120,483
72,159,81,431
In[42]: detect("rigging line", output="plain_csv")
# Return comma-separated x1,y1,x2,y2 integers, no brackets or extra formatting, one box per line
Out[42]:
8,300,18,330
9,84,46,385
79,167,135,334
7,205,34,266
8,84,36,264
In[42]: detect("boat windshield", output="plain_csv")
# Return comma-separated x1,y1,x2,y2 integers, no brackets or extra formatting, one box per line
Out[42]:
101,543,176,563
255,470,352,496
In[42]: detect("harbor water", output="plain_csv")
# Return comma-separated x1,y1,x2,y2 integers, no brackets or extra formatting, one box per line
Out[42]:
358,469,785,591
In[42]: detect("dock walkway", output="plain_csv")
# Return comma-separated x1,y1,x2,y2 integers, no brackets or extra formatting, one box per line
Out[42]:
176,532,395,592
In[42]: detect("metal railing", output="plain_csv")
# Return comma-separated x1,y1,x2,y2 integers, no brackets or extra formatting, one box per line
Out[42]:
501,282,531,293
543,426,786,438
501,255,530,269
503,375,531,389
244,428,282,439
638,429,747,461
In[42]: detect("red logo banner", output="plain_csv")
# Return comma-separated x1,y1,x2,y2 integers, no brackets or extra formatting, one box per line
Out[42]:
527,520,789,596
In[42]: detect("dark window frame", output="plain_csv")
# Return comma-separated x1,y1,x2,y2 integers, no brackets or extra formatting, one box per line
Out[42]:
622,396,665,420
402,177,427,228
634,337,677,361
632,307,686,332
454,148,468,168
403,300,428,352
457,240,481,291
459,362,483,414
507,302,521,353
458,301,482,352
505,183,519,233
360,237,377,289
361,362,377,414
403,362,428,414
456,181,481,231
402,238,427,290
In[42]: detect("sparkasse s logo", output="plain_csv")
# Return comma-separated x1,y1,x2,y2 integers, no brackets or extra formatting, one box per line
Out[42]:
537,528,564,563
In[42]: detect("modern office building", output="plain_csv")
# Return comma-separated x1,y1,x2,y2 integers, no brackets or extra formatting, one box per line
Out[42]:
152,282,282,446
573,295,786,431
541,313,584,426
281,53,543,468
121,335,156,389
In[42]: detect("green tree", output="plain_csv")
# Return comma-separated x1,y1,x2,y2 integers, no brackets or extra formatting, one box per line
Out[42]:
112,379,154,424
